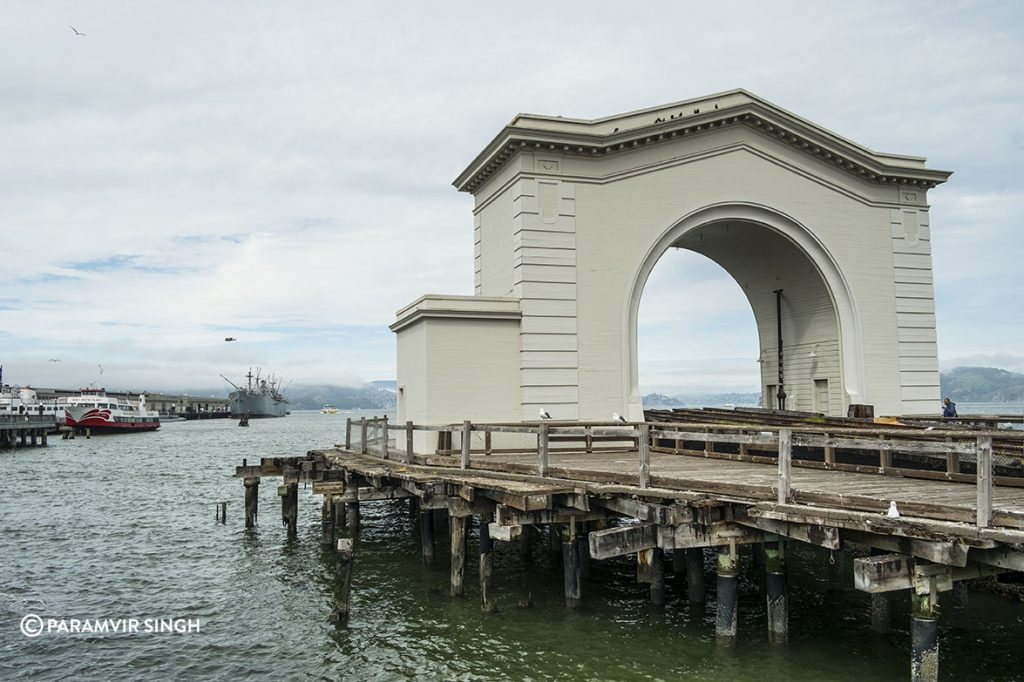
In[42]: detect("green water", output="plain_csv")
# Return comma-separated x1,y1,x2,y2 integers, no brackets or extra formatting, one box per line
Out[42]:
1,411,1021,680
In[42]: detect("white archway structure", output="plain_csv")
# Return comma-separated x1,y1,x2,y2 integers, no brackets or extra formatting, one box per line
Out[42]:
624,202,865,420
393,90,952,431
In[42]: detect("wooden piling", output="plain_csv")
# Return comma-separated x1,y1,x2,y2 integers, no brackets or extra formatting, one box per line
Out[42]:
345,498,360,534
518,524,533,560
764,538,787,644
950,582,969,629
479,515,496,612
450,514,468,597
333,538,354,626
244,477,259,529
420,510,435,565
649,547,666,606
686,548,705,604
562,533,581,609
461,420,472,469
672,549,686,576
715,545,739,645
279,482,298,540
577,522,590,579
911,590,939,682
548,523,561,558
320,497,335,548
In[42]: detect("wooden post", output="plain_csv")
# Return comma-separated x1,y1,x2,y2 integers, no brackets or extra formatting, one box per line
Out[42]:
333,538,354,626
562,527,581,609
405,421,414,462
716,544,739,645
737,429,746,457
879,433,892,469
320,497,335,548
976,436,993,528
346,498,360,534
686,548,705,604
485,430,492,456
332,497,346,543
871,592,891,633
911,587,940,682
518,524,533,560
40,429,48,446
279,482,298,540
585,425,593,454
649,547,665,606
381,416,389,460
461,420,472,469
950,581,969,629
479,514,496,612
764,537,787,644
823,431,836,467
638,423,650,489
777,427,792,504
945,436,959,475
345,418,352,450
360,417,368,454
244,477,259,529
420,510,435,565
548,523,561,558
537,423,549,477
450,514,468,597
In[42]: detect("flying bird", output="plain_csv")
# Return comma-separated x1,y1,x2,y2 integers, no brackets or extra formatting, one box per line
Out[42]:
48,358,61,362
70,26,86,36
886,501,900,519
538,408,552,420
612,412,627,424
224,337,237,342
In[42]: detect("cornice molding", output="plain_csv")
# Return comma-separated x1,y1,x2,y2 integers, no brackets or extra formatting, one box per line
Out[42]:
454,91,953,195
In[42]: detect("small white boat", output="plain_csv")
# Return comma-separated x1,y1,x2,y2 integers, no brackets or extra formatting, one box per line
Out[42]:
63,388,160,432
321,404,339,414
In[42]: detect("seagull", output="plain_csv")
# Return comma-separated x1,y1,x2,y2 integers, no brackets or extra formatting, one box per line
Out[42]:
224,337,237,342
886,501,900,519
612,412,627,424
70,26,86,36
538,408,552,420
48,358,61,362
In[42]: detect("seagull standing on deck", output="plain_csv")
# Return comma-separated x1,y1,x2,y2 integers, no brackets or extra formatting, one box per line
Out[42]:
538,408,552,420
612,412,627,424
886,501,900,519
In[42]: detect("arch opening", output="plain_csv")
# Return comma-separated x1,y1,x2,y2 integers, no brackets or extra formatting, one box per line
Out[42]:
625,203,865,420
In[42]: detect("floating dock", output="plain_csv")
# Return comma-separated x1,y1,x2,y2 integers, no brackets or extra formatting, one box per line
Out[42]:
234,411,1024,682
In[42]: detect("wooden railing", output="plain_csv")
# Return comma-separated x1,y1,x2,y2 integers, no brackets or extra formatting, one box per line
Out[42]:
342,418,1022,529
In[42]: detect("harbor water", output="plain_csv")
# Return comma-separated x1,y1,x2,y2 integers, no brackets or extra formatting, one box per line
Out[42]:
1,410,1023,681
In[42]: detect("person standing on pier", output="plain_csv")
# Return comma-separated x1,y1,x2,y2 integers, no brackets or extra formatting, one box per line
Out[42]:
942,398,958,418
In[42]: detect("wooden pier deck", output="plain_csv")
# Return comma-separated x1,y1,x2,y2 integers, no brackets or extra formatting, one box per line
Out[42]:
0,415,55,449
235,414,1024,681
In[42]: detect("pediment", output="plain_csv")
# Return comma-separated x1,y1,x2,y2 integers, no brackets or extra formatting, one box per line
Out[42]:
454,89,952,194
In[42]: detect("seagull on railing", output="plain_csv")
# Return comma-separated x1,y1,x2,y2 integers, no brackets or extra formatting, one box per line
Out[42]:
538,408,552,420
886,501,900,518
612,412,627,424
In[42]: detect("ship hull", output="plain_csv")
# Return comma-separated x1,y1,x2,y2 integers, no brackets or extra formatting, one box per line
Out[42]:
65,408,161,432
228,391,288,418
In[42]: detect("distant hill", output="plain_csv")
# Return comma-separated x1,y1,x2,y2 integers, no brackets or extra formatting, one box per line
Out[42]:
286,384,396,411
941,367,1024,402
643,392,761,408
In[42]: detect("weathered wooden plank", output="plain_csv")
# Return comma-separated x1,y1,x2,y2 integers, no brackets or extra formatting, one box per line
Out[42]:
734,515,839,549
842,529,969,567
667,521,763,550
312,481,347,496
588,524,658,560
853,554,1005,594
590,496,692,526
977,436,993,528
494,505,608,527
969,547,1024,572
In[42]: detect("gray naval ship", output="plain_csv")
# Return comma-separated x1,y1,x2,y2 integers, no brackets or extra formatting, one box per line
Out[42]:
223,369,289,418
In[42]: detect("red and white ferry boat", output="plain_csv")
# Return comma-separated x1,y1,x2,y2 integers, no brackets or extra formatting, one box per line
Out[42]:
63,388,161,432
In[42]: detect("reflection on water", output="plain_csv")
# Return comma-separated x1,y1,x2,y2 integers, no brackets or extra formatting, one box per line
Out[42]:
1,410,1022,681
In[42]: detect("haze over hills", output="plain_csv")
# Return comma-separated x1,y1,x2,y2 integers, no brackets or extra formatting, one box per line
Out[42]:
940,367,1024,402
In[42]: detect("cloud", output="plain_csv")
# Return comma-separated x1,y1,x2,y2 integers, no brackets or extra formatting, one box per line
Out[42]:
1,1,1021,396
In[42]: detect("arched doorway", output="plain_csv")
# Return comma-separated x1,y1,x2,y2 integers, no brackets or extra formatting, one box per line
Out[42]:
626,203,865,419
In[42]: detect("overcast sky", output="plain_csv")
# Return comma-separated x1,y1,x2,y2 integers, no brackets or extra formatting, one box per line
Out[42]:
1,1,1021,395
